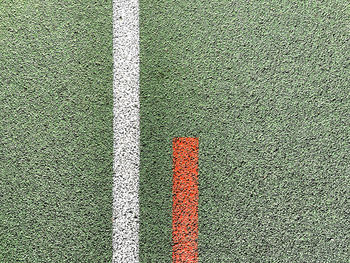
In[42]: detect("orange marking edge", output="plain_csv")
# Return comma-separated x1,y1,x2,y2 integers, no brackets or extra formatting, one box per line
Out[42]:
172,137,199,263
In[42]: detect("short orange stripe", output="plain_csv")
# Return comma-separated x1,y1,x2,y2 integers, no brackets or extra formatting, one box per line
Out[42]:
172,137,199,263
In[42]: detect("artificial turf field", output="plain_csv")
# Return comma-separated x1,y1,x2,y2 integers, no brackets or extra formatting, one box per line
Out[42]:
139,1,349,262
1,0,350,262
1,1,113,262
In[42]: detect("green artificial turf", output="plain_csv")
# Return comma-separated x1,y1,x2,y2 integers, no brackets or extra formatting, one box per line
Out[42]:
139,1,350,262
0,1,113,262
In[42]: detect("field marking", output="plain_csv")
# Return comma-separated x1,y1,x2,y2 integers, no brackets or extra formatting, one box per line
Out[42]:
112,0,140,262
172,137,199,263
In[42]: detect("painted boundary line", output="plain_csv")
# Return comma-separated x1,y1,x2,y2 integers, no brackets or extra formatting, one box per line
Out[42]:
172,138,199,262
112,0,140,262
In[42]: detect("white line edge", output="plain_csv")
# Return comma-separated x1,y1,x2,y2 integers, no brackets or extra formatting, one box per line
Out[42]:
112,0,140,262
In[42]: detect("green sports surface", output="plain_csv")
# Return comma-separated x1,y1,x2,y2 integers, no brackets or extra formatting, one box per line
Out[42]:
1,1,113,262
140,1,349,262
1,0,350,262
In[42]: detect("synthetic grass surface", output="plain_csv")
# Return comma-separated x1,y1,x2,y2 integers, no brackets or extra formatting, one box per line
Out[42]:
0,1,113,262
139,1,350,262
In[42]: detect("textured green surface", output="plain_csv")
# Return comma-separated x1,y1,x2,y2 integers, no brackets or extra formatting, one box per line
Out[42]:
140,1,350,262
0,1,112,262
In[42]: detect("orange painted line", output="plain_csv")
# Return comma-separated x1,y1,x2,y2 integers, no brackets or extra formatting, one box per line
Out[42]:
172,137,199,263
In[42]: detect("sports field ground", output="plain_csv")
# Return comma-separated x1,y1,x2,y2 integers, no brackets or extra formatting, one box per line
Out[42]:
1,1,113,262
1,1,350,262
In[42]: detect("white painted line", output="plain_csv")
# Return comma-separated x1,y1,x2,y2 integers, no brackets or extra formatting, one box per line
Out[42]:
112,0,140,262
